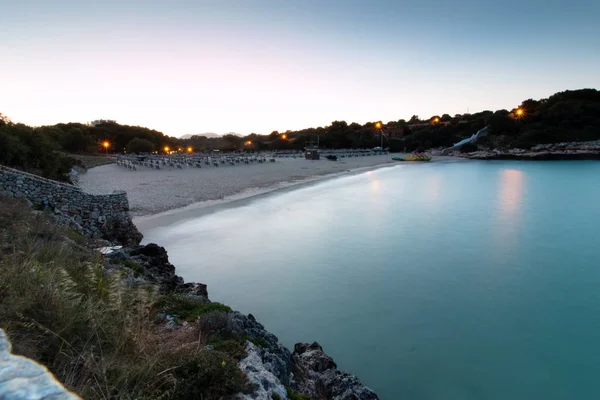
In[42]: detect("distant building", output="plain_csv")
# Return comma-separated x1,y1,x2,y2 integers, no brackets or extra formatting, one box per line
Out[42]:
89,119,116,126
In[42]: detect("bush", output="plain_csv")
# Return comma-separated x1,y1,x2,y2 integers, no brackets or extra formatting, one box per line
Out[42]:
173,350,251,399
155,293,231,321
286,386,312,400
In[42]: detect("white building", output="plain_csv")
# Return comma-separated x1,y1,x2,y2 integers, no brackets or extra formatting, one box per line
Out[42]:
89,119,116,126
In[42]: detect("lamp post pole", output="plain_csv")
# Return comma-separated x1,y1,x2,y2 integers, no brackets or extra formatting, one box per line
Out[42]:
375,122,384,150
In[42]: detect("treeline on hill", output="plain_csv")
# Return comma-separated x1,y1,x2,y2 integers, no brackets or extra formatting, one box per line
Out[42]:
1,89,599,180
0,116,180,181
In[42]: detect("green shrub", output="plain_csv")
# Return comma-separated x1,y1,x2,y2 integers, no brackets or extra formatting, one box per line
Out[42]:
286,386,312,400
187,302,232,320
118,259,145,276
173,350,251,399
245,335,270,348
209,339,247,361
155,294,232,321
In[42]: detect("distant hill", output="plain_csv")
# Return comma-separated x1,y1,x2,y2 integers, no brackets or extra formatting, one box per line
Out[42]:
180,132,242,139
180,133,220,139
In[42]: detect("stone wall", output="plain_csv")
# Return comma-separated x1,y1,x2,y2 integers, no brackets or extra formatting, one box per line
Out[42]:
0,165,142,245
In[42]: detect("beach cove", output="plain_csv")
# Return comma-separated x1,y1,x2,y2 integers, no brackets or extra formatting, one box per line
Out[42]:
108,158,600,399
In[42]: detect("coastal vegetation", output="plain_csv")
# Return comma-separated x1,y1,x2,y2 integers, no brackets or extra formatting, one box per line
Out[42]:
1,89,598,179
0,197,251,399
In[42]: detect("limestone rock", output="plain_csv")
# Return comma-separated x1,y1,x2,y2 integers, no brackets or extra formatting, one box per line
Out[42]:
291,342,379,400
235,342,288,400
0,330,80,400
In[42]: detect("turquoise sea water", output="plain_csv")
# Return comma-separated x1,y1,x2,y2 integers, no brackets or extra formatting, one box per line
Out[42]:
139,160,600,399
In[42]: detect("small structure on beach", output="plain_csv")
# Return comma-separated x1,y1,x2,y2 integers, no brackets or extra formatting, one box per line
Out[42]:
305,149,320,160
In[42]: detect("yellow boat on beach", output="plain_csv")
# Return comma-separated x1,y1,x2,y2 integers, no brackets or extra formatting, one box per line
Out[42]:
392,152,432,162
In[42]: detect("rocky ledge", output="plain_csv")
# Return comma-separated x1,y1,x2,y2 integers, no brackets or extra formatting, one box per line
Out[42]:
451,140,600,160
104,243,379,400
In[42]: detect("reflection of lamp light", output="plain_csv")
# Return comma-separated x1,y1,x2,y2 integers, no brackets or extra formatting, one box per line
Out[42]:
499,169,524,215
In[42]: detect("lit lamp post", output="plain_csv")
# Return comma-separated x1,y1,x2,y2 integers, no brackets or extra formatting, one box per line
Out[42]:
164,146,170,154
375,122,384,149
102,140,110,154
281,133,287,140
187,146,193,153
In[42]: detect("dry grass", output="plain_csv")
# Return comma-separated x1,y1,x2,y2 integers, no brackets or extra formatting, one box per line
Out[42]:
0,197,250,399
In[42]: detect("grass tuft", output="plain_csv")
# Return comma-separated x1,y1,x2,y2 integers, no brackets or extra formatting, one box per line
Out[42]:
286,386,312,400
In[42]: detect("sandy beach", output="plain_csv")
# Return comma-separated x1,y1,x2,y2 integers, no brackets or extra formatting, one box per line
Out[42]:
78,154,413,216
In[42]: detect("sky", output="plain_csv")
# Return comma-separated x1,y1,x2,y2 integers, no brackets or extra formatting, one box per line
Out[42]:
1,0,599,137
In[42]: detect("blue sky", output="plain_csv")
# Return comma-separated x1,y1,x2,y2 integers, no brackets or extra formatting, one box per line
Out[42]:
1,0,599,136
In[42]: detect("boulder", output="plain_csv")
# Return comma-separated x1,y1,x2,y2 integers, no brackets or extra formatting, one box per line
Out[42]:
291,342,379,400
0,330,80,399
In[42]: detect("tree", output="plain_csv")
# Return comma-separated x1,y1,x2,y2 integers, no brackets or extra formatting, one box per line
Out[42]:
268,131,279,140
126,138,154,154
408,115,420,124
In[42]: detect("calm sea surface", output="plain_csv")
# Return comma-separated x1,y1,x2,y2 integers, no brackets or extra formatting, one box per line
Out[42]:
139,160,600,399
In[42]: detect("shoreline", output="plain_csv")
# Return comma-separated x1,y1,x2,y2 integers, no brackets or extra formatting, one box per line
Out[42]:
79,154,461,224
79,154,445,221
132,161,402,229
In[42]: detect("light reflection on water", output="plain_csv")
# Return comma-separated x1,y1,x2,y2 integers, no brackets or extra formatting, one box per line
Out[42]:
140,161,600,400
499,168,525,216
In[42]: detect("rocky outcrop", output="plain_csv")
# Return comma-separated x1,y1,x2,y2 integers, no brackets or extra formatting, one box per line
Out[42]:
0,329,80,400
449,140,600,160
230,312,292,386
291,342,379,400
236,342,288,400
102,242,379,399
105,242,209,297
103,242,379,399
0,165,142,245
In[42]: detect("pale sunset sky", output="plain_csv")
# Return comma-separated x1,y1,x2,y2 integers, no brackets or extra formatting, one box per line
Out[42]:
1,0,599,137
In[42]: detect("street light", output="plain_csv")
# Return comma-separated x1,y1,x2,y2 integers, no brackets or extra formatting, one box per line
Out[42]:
281,134,287,140
375,122,384,149
187,146,193,153
245,140,252,145
102,141,110,153
164,146,170,153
